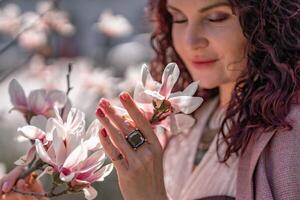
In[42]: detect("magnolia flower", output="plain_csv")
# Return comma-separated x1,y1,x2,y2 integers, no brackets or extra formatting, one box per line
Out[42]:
134,63,203,135
36,1,75,36
18,29,48,50
0,4,21,35
8,79,68,122
95,10,133,38
17,107,112,200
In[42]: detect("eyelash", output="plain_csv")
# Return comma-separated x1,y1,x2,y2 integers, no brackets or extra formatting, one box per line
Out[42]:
171,14,229,24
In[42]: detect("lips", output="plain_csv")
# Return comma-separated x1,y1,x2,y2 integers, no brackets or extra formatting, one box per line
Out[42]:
190,58,218,68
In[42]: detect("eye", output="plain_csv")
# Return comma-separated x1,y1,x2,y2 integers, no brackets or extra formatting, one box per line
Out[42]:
207,13,230,22
168,11,187,24
172,18,188,24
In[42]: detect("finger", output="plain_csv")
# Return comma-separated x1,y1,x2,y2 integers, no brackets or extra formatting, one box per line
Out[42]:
98,128,128,171
1,166,24,194
119,92,159,144
96,107,135,159
98,99,135,135
16,179,27,191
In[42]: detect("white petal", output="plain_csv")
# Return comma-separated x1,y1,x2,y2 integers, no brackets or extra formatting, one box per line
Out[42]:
8,79,27,107
83,186,98,200
53,129,67,166
169,96,203,114
133,83,153,104
35,140,55,165
66,108,85,134
17,125,45,140
141,63,160,89
169,81,199,98
63,142,88,169
144,90,165,100
85,120,100,140
60,171,75,182
160,63,180,97
28,89,47,114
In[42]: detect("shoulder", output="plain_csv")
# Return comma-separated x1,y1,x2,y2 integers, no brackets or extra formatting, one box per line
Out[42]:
253,104,300,199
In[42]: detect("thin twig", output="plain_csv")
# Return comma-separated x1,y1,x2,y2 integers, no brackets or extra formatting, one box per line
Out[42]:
66,63,73,96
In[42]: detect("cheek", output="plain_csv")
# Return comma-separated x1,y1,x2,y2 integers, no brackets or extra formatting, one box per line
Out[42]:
172,26,185,56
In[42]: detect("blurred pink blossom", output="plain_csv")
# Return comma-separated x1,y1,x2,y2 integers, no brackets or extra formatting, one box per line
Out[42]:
8,79,68,122
95,10,133,38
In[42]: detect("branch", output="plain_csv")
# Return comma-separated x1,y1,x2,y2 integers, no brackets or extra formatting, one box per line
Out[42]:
66,63,73,96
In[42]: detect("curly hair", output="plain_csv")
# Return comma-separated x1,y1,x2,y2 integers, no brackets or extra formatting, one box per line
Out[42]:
147,0,300,161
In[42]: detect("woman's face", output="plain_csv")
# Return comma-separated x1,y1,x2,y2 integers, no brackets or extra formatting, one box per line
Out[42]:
167,0,248,89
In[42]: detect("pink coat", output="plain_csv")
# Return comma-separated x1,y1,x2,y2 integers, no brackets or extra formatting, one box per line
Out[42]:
164,97,300,200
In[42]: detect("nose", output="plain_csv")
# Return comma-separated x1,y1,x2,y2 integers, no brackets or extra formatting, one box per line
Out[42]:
184,23,209,50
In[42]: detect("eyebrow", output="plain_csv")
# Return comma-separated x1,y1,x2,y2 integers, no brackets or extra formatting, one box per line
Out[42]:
167,2,231,13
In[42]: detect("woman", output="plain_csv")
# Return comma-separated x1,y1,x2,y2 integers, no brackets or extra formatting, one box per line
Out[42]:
1,0,300,199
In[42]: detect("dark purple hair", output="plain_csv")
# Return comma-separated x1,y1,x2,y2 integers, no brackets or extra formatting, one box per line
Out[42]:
147,0,300,161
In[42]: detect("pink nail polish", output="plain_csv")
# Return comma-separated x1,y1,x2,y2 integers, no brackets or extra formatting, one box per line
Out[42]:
100,99,110,108
101,128,107,137
96,108,105,118
120,92,129,101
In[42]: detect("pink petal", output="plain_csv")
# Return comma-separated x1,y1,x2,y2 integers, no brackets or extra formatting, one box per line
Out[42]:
83,186,98,200
78,151,105,174
86,163,114,183
173,114,196,133
14,146,36,166
28,89,48,114
160,63,179,97
30,115,47,129
169,96,203,114
8,79,27,108
17,125,46,140
46,90,67,108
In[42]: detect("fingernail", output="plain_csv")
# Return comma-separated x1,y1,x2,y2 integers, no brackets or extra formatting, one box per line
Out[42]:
99,99,110,109
101,128,107,137
96,108,105,118
120,92,130,101
2,181,10,192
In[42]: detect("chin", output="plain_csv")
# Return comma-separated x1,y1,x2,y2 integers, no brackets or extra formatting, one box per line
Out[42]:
197,80,220,90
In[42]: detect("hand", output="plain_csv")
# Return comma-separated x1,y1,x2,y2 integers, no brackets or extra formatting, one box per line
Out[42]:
0,172,46,200
96,92,168,200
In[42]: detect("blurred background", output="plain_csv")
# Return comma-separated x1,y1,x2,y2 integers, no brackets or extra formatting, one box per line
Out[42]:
0,0,154,199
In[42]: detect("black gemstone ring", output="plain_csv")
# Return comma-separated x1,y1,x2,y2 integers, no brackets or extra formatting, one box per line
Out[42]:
126,128,146,150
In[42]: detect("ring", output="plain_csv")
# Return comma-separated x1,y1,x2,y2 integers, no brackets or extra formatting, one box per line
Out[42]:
126,128,146,150
112,153,123,161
